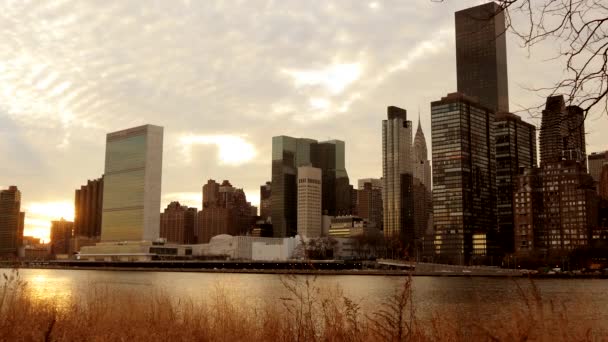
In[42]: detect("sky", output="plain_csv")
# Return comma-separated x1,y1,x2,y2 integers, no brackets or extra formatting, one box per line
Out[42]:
1,0,607,242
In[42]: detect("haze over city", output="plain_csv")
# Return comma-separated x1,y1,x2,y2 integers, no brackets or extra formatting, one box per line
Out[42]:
1,0,607,242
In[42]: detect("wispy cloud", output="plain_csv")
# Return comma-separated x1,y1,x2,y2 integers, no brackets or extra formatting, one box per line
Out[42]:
179,134,257,166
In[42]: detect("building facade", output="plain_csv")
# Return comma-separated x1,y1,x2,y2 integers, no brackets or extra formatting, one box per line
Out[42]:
101,125,163,242
455,2,509,112
160,202,198,244
51,218,74,255
0,186,25,256
412,119,433,257
74,176,104,239
495,112,537,254
382,106,414,243
297,166,322,238
357,181,383,229
431,93,497,264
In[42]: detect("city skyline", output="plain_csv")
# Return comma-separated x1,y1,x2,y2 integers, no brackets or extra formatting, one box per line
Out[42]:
2,0,607,242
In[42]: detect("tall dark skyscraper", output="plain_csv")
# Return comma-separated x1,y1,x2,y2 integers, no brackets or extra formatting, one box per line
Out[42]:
50,218,74,255
456,2,509,112
260,181,272,222
495,112,537,253
0,186,25,256
271,136,350,237
431,93,497,264
74,176,104,238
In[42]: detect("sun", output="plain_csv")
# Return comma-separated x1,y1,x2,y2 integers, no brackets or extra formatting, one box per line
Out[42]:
23,201,75,243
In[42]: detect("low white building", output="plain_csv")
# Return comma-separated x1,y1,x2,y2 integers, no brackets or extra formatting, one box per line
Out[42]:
189,235,299,261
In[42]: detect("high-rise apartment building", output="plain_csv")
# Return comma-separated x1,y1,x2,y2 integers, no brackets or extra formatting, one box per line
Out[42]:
539,95,586,167
514,95,596,256
74,176,104,238
495,112,537,253
160,202,198,244
382,106,414,243
588,151,608,193
271,136,350,237
600,165,608,201
0,186,25,256
101,125,163,242
197,180,254,243
50,218,74,255
431,93,497,264
455,2,509,112
297,166,322,238
260,181,272,222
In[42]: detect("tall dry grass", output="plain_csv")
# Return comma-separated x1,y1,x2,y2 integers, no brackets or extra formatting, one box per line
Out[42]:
0,269,604,341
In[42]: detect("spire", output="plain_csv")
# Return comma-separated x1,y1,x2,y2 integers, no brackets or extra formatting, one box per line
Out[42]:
413,111,428,161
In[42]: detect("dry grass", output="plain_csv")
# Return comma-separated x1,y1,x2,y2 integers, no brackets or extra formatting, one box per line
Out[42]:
0,269,604,341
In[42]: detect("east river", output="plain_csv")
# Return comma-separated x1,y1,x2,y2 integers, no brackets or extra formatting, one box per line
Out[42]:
4,268,608,330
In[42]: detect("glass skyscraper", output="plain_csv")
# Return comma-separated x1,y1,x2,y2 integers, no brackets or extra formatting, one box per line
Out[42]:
382,106,414,241
101,125,163,242
431,93,497,264
0,186,24,256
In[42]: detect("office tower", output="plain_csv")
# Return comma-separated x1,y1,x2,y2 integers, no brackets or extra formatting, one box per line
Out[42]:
357,181,383,229
50,218,74,255
160,202,198,244
358,178,382,190
588,151,608,193
271,136,350,237
0,186,24,256
494,112,537,253
540,95,586,167
101,125,163,242
260,181,272,222
431,93,497,264
197,180,254,243
412,119,434,258
456,2,509,112
74,176,104,238
297,166,322,238
382,106,414,243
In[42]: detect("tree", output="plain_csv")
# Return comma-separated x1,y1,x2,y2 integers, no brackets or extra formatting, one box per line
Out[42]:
437,0,608,119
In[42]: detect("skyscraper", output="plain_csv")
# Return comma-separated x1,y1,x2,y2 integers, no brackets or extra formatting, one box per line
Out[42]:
297,166,322,238
202,179,220,209
431,93,497,264
160,202,198,244
0,186,24,256
382,106,414,242
495,112,537,253
456,1,509,112
412,119,433,257
100,125,163,242
539,95,586,167
271,136,350,237
74,176,104,238
588,151,608,193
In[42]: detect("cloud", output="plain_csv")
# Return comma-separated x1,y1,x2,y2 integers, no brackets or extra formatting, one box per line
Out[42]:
179,134,257,166
162,192,201,209
282,63,362,95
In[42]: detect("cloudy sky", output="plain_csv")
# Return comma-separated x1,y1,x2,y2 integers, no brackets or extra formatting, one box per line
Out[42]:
1,0,606,242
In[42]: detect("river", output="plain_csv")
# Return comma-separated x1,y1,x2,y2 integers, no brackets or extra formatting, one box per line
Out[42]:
4,268,608,330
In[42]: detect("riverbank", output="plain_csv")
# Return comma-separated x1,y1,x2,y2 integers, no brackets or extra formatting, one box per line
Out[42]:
3,262,607,278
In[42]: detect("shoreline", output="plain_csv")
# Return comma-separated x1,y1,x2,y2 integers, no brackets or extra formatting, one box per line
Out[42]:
3,265,607,278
